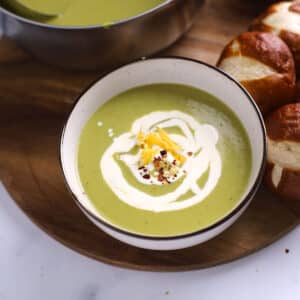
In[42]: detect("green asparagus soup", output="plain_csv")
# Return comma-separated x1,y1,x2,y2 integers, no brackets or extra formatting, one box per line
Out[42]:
9,0,165,26
78,84,252,236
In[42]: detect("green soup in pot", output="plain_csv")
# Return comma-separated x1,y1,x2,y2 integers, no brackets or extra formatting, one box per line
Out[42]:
78,84,252,237
11,0,165,26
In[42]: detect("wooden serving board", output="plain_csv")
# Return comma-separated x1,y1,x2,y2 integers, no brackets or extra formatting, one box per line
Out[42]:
0,0,299,271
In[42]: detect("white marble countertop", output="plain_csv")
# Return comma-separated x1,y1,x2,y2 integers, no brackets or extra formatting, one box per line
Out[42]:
0,182,299,300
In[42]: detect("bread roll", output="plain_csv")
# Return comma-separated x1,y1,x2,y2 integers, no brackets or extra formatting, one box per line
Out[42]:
250,1,300,72
217,31,296,115
265,103,300,201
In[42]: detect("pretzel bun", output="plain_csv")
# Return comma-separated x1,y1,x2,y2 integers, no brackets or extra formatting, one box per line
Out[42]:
265,103,300,202
217,31,296,115
250,1,300,72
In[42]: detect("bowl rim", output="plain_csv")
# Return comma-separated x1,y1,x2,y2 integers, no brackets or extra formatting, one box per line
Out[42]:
60,56,267,241
0,0,178,30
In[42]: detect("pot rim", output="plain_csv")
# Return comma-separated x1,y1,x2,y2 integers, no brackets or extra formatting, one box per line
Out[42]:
0,0,178,30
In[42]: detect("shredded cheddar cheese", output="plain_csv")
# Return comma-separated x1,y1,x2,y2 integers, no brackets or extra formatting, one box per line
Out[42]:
157,127,182,151
139,146,158,166
137,127,186,166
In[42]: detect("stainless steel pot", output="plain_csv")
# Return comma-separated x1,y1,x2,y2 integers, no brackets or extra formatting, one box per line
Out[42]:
0,0,204,70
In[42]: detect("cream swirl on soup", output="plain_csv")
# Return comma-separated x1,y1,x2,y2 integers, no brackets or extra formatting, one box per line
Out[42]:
100,111,222,212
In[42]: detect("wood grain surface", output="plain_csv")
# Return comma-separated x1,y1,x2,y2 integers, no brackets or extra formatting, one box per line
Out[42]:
0,0,299,271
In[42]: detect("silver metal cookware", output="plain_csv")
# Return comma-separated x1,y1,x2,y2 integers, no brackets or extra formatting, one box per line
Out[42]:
0,0,204,70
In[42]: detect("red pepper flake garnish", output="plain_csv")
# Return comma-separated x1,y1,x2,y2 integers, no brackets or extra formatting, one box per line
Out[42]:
160,150,167,156
138,147,182,184
153,157,161,170
187,152,193,156
158,173,164,182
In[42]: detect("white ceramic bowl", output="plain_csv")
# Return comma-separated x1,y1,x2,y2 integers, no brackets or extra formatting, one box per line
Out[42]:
60,58,266,250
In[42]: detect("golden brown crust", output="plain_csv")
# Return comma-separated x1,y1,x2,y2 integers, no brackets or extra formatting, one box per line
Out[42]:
264,103,300,202
279,30,300,68
265,103,300,142
217,32,296,115
242,32,294,73
250,2,300,72
249,21,273,34
218,32,295,73
278,168,300,201
265,162,300,202
241,77,295,115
